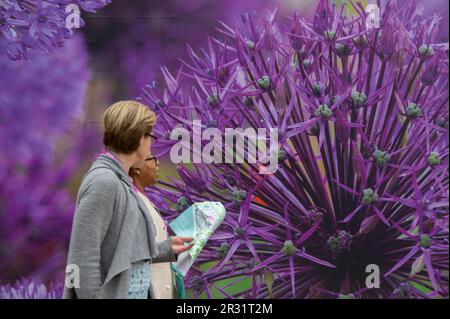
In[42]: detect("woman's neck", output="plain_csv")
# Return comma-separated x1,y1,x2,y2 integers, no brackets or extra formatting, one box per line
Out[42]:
133,179,145,193
110,150,136,175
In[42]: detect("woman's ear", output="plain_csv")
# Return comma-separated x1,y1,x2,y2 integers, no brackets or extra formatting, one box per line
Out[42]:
129,167,141,176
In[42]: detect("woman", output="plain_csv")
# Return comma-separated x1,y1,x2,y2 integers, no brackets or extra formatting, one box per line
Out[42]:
130,156,184,299
64,100,193,299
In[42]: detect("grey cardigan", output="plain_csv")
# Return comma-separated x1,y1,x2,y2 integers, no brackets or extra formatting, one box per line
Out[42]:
63,154,176,299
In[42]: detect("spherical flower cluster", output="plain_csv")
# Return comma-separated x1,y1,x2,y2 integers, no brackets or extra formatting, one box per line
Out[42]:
140,0,449,299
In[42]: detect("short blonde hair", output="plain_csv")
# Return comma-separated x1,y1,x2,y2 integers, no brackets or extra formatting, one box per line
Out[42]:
102,100,156,154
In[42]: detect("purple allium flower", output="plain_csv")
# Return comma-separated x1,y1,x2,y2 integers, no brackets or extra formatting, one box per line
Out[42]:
0,0,110,59
0,35,90,284
140,0,449,299
0,277,63,299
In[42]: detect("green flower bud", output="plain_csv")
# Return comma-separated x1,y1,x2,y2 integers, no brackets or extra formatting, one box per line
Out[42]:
428,152,441,166
277,149,287,162
335,43,350,56
327,231,352,255
406,102,422,119
313,82,323,97
373,149,391,167
207,93,219,107
257,75,271,90
362,188,378,205
418,45,434,58
281,240,297,256
351,91,367,107
324,30,336,41
419,234,431,248
315,104,332,118
232,189,247,204
302,59,311,68
352,35,367,48
327,237,340,255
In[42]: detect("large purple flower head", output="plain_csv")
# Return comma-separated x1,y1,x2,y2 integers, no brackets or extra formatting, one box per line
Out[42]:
0,0,110,60
140,0,449,299
0,35,90,284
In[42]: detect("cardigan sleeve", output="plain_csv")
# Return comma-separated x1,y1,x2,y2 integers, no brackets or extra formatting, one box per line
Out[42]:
153,238,177,263
67,171,119,299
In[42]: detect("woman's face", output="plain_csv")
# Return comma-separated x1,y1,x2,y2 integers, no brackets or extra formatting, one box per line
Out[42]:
133,155,160,187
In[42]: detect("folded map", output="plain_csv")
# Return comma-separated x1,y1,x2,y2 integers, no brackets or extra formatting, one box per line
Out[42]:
169,201,226,276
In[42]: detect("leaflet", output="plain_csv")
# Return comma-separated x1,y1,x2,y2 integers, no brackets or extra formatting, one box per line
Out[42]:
169,201,226,276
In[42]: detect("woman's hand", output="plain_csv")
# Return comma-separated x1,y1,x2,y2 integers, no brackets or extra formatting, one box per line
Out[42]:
171,237,195,254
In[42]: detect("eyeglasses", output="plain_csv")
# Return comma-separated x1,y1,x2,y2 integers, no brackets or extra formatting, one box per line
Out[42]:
145,156,157,164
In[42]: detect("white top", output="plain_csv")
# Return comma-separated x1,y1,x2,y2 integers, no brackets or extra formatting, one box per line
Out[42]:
137,192,173,299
